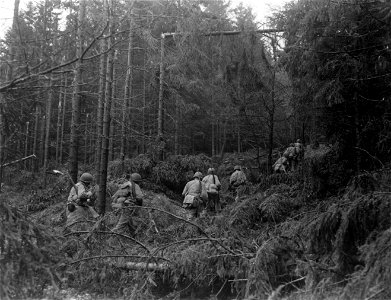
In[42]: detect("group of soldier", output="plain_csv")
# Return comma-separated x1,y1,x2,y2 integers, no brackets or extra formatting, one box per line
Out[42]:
273,139,304,173
181,165,247,220
65,139,304,235
65,172,143,237
65,164,248,234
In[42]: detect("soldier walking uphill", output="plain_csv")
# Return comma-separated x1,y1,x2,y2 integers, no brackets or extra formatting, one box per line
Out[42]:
202,168,221,214
229,165,247,202
283,143,297,171
111,173,143,237
66,173,99,232
182,172,208,220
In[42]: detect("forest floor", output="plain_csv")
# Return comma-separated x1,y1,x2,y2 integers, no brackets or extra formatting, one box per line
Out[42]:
2,147,391,300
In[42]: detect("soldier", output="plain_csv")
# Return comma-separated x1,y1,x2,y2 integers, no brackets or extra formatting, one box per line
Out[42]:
66,172,99,231
229,165,247,202
202,168,221,213
273,156,288,173
112,173,143,237
182,172,208,220
294,139,304,168
283,143,297,171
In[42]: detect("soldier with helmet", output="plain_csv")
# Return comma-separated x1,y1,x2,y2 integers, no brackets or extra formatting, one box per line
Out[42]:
182,171,208,220
202,168,221,213
66,172,99,230
112,173,144,237
294,139,304,166
229,165,247,202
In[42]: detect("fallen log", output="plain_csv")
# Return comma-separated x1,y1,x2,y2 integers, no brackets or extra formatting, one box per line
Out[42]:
122,262,170,271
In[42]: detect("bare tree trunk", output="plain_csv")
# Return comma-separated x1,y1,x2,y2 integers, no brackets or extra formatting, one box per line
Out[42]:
120,8,135,167
84,113,89,164
55,74,63,164
24,121,29,169
174,94,179,155
219,119,227,157
0,94,4,191
98,0,114,215
109,51,117,162
211,119,215,156
69,0,86,183
95,0,108,184
142,51,147,154
157,35,165,160
39,114,46,167
59,76,67,164
32,106,40,171
43,75,54,187
267,37,277,173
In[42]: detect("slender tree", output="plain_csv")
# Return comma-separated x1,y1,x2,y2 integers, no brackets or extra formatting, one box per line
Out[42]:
98,0,114,215
69,0,86,183
95,0,108,184
120,7,135,167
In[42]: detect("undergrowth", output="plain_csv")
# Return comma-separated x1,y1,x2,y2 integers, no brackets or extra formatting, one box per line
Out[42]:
3,153,391,300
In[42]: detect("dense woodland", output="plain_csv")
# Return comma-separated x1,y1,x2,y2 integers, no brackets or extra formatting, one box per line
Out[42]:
1,0,391,299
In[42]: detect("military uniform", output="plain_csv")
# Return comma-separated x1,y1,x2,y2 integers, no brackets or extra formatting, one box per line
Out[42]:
66,182,99,231
229,167,247,202
182,174,207,220
202,173,221,213
112,181,143,237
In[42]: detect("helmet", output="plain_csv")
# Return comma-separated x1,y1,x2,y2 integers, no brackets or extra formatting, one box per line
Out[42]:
296,139,301,143
131,173,142,183
193,171,203,179
234,165,241,171
80,173,93,183
207,168,215,174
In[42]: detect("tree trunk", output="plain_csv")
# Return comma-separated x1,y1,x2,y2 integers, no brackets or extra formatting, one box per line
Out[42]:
267,37,277,173
98,0,114,215
174,94,179,155
109,50,117,162
32,105,40,172
84,113,89,164
157,35,165,160
39,114,46,167
120,8,135,168
24,121,29,169
0,94,4,191
69,0,86,183
142,51,147,154
59,76,67,164
55,74,64,164
95,0,108,184
43,75,54,187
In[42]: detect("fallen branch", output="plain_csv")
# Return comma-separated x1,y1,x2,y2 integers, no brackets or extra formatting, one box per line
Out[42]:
69,254,171,265
64,230,152,257
127,205,237,256
1,154,36,167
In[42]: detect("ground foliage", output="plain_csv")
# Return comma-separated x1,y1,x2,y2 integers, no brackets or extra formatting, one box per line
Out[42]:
3,153,391,299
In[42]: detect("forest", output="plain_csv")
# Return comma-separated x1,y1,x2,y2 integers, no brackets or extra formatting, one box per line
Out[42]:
1,0,391,299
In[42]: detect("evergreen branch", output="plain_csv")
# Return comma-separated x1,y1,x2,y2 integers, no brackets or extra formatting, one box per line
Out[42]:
69,254,171,265
0,21,109,92
64,230,151,255
131,205,237,256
